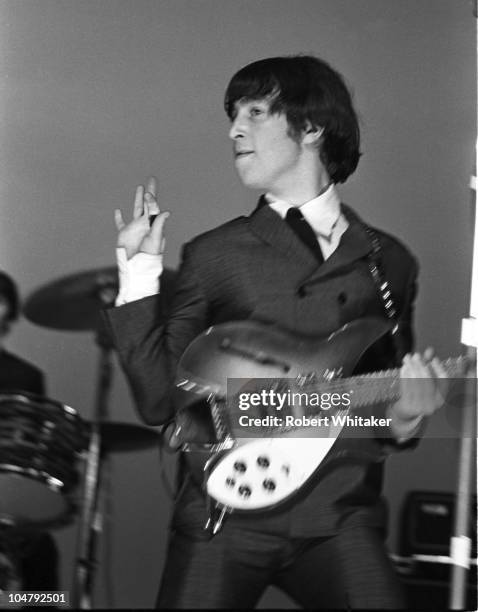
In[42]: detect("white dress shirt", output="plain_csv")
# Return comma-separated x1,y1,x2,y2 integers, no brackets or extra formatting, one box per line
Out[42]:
115,249,164,306
266,184,348,260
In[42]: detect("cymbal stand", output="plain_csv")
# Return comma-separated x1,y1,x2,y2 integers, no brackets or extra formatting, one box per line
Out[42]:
72,288,116,609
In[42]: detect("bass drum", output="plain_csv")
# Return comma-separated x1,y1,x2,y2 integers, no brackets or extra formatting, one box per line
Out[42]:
0,392,87,530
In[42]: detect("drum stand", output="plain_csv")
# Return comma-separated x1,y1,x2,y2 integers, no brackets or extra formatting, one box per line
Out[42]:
72,303,115,609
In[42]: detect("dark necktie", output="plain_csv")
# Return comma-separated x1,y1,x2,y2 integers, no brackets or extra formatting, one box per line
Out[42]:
285,207,324,263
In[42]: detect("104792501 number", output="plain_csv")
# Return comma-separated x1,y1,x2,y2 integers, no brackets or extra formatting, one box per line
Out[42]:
0,591,69,607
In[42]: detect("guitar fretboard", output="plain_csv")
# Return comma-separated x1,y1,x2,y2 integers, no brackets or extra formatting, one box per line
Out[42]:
300,356,466,416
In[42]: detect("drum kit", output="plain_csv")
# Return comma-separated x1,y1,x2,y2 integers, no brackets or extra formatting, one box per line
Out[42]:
0,265,177,606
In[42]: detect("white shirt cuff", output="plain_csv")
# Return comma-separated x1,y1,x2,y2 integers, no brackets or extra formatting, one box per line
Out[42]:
115,248,163,305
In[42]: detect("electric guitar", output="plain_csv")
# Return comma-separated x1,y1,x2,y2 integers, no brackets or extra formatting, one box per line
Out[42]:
175,317,464,512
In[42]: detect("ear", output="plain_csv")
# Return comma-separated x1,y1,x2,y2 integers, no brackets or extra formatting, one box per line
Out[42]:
302,123,324,145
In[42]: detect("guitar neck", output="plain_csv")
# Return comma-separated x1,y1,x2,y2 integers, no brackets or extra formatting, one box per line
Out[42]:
304,356,466,413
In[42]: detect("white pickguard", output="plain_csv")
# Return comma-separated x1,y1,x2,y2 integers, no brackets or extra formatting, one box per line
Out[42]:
206,421,344,510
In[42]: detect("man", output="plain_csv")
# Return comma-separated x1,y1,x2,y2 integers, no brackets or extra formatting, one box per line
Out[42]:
106,56,444,609
0,272,44,394
0,271,59,593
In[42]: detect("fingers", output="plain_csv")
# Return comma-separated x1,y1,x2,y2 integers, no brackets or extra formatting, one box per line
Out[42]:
429,357,447,379
132,177,159,220
427,354,449,404
150,211,170,249
412,349,446,379
138,210,170,255
145,177,159,216
114,209,125,231
399,352,446,418
145,176,158,198
133,185,145,219
423,347,435,362
401,350,448,404
144,192,160,216
401,353,425,378
411,353,430,376
402,352,442,377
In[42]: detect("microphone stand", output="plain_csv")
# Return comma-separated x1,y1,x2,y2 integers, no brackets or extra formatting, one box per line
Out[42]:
72,285,116,609
450,204,477,609
449,6,478,600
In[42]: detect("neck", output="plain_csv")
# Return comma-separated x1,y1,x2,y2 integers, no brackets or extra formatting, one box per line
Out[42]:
267,166,331,206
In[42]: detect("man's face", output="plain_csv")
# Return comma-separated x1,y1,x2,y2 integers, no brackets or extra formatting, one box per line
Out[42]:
228,98,306,196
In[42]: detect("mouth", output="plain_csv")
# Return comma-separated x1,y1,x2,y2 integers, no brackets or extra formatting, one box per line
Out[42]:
234,151,254,159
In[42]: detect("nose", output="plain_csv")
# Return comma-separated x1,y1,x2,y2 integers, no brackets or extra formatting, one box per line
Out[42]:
228,113,246,140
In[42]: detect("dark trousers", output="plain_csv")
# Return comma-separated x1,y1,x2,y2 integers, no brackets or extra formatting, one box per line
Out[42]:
156,523,405,609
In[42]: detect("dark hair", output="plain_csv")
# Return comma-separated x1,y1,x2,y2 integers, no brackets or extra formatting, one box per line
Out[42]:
0,271,20,322
224,55,361,183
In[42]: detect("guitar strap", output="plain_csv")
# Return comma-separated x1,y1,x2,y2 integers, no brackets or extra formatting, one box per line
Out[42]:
363,224,405,364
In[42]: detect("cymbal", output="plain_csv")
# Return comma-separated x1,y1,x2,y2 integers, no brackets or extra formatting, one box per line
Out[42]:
87,421,161,453
23,266,177,331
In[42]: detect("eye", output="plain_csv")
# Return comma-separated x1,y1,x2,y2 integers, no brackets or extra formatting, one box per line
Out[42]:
250,106,266,117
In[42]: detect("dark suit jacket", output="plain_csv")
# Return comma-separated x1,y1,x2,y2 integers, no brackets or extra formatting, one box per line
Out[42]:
0,350,45,395
106,202,418,537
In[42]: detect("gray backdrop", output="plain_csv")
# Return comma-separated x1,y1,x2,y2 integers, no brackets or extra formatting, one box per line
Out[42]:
0,0,475,608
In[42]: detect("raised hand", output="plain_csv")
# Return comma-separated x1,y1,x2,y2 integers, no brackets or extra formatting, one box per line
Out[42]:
115,176,170,259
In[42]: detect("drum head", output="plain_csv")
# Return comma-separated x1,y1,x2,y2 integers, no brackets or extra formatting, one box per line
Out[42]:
0,472,75,530
0,393,85,530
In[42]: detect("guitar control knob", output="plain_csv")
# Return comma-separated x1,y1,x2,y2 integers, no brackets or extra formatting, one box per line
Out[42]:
238,485,252,498
263,479,276,492
225,477,236,488
233,461,247,473
257,456,270,468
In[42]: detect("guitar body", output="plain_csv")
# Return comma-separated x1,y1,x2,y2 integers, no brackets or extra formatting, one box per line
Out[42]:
176,317,391,511
178,317,390,396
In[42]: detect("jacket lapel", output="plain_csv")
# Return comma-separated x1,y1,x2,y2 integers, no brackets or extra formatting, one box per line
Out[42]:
248,196,320,272
248,198,373,281
305,204,373,283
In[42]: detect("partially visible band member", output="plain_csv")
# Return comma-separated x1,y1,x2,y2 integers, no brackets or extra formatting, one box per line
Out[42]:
0,270,59,592
0,272,44,394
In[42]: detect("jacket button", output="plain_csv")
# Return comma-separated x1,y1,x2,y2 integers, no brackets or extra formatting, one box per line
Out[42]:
337,292,347,305
297,286,307,298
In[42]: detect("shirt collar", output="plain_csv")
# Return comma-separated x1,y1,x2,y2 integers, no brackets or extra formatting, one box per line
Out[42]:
266,184,342,237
